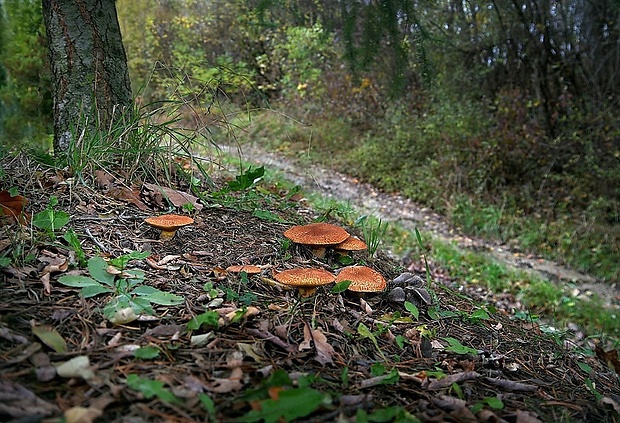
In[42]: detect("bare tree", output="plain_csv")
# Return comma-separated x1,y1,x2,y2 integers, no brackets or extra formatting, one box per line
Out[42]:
42,0,132,154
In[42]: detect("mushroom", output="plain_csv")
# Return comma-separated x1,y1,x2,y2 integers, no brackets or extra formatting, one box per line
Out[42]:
333,236,367,257
226,264,262,275
336,265,386,294
283,222,350,258
144,214,194,240
273,268,335,297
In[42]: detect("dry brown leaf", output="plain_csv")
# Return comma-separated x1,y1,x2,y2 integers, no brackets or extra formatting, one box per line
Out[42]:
108,186,149,211
205,367,244,393
427,371,480,390
144,182,203,211
94,169,115,190
0,190,29,225
595,345,620,374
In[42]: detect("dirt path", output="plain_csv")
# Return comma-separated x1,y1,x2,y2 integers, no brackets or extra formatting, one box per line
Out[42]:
223,143,618,303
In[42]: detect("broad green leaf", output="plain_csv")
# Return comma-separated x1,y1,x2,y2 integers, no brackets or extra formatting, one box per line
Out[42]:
87,256,115,286
132,286,184,305
485,397,504,409
470,309,490,320
404,301,419,320
226,166,265,192
0,257,10,267
57,275,100,288
187,311,220,330
32,208,70,232
122,268,146,281
239,387,326,423
109,251,150,269
331,280,352,294
31,323,67,353
126,374,179,404
442,337,478,355
134,346,160,359
578,362,593,373
80,284,113,298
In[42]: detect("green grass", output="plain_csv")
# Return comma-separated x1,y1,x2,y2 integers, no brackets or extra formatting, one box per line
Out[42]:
228,109,620,284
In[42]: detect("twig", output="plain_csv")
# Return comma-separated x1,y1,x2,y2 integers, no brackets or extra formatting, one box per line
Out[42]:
84,227,108,252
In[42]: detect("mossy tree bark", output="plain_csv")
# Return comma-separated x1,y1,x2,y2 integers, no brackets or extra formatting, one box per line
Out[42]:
42,0,132,154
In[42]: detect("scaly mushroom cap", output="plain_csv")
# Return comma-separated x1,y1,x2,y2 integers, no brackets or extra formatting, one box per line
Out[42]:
273,267,336,296
336,266,386,293
226,264,262,275
145,214,194,240
284,223,350,257
334,236,368,252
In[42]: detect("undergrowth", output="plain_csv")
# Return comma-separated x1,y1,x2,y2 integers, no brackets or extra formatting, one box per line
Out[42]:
229,109,620,283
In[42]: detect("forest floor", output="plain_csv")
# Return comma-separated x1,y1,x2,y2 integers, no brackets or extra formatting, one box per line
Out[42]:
1,152,619,422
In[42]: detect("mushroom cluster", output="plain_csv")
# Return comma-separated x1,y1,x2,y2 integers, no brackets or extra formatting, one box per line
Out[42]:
275,222,386,297
283,222,370,259
387,272,432,306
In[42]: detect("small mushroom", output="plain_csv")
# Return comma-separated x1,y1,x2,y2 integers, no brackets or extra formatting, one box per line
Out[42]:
336,265,386,294
283,222,350,258
273,268,335,297
226,265,262,275
333,236,368,257
392,272,425,287
144,214,194,240
388,286,407,303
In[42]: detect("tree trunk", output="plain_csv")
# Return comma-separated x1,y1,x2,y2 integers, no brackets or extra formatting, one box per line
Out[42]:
42,0,132,154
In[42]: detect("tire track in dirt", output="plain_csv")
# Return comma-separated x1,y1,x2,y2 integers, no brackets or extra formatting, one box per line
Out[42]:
222,143,618,304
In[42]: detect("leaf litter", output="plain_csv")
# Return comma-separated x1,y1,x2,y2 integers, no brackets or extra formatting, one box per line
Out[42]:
0,153,619,422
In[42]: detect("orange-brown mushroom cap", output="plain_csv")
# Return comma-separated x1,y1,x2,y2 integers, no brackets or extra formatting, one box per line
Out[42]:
336,266,386,293
145,214,194,240
284,223,350,257
334,236,368,252
273,267,336,296
226,264,262,275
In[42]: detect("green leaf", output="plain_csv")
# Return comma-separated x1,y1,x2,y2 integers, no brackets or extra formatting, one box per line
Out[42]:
470,308,490,320
451,382,464,399
8,186,19,196
187,311,220,330
134,346,160,359
484,397,504,409
404,301,419,320
31,324,68,353
80,284,114,298
331,280,352,294
132,286,184,305
109,251,150,269
357,322,374,339
442,337,478,355
577,362,593,373
199,393,216,421
126,374,180,404
32,208,70,232
57,275,100,288
87,256,115,286
226,166,265,192
239,387,325,423
0,257,10,268
253,209,288,223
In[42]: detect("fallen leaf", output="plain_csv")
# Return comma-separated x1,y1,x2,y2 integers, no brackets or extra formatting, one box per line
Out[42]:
55,355,96,382
108,186,149,211
300,323,335,365
0,377,59,418
0,190,29,224
64,396,113,423
427,371,480,390
595,345,620,374
144,183,203,211
31,321,67,353
205,367,244,393
94,170,115,190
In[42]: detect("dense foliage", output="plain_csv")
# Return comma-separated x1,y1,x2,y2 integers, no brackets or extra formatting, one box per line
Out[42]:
1,0,618,278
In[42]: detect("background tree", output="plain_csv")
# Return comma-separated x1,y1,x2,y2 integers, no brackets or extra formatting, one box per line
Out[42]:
42,0,132,154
